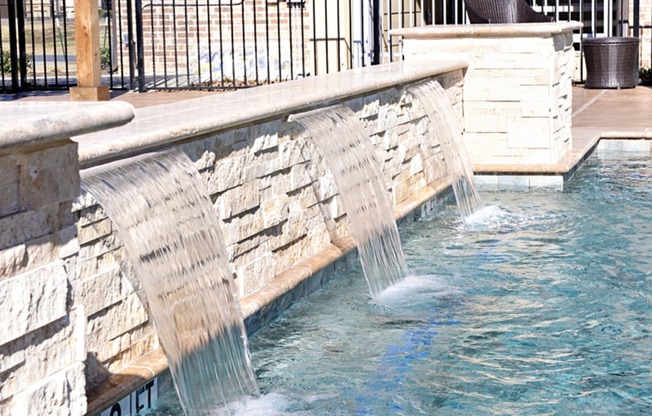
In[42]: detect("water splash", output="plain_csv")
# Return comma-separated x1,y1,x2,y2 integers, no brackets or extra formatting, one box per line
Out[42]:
408,80,482,220
289,105,410,298
82,150,258,415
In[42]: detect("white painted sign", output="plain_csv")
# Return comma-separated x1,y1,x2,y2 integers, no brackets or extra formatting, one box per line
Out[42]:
100,378,158,416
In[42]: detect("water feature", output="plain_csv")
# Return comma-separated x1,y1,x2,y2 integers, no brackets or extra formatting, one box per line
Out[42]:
143,149,652,414
408,80,482,220
81,149,259,415
248,150,652,414
289,105,410,298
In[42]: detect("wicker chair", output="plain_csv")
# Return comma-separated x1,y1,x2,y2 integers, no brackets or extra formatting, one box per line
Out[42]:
464,0,554,23
582,37,640,89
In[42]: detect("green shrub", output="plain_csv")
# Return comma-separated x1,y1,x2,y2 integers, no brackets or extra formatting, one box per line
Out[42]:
0,51,11,73
0,51,32,74
100,47,111,71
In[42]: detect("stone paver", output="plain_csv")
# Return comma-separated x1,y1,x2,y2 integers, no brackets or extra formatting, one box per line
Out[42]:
572,85,652,130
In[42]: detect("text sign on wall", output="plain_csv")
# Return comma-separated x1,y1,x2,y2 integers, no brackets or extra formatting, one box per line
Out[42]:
100,378,158,416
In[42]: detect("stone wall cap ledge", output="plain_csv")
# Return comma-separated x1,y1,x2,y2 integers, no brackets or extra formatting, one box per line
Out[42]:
0,101,134,153
73,60,468,168
391,21,583,39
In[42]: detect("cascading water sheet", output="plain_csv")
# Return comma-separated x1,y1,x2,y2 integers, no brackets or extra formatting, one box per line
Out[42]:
289,105,409,298
408,80,482,220
82,150,258,416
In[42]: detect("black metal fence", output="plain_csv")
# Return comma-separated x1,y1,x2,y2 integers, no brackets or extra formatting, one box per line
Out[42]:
0,0,642,93
1,0,75,92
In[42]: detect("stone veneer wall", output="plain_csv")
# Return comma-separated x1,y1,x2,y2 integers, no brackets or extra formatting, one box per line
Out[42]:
0,103,134,415
394,22,581,166
73,68,464,393
0,140,87,415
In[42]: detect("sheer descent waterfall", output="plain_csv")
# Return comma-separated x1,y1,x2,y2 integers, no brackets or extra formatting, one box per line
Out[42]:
290,105,410,298
409,80,482,220
82,150,258,416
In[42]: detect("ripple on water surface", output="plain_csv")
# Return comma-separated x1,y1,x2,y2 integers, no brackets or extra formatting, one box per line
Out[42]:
148,151,652,415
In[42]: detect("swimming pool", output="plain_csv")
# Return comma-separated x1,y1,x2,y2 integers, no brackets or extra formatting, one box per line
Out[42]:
146,149,652,415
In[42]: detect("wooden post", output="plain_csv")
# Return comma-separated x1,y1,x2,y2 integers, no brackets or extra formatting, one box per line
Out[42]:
70,0,110,101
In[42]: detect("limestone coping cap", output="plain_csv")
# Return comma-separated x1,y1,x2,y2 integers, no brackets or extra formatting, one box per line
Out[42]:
73,60,469,168
0,101,134,154
390,21,583,39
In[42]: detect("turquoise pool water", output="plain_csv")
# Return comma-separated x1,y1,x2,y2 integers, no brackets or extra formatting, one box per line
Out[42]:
148,150,652,415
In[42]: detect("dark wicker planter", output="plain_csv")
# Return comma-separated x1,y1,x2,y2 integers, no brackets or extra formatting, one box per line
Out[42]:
582,37,640,89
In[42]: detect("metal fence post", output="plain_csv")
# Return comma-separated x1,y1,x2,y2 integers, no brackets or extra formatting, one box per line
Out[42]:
135,0,145,91
6,0,19,91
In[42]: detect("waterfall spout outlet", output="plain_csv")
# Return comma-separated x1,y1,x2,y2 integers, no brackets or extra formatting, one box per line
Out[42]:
407,80,482,221
82,149,259,416
289,105,410,298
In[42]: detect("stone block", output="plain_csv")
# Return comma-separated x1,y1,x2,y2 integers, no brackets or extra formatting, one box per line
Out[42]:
217,180,260,220
204,154,251,194
409,153,424,176
464,106,514,133
0,155,17,186
78,218,113,245
0,307,85,402
0,156,19,218
192,148,217,171
269,215,308,251
463,132,508,159
250,130,279,155
9,362,86,416
0,205,62,251
102,328,159,376
0,182,19,219
306,223,331,253
523,148,555,165
0,233,62,280
56,225,80,260
397,136,419,163
289,162,313,192
0,261,68,346
507,118,551,151
228,234,269,261
0,245,28,280
499,37,549,53
71,191,98,213
374,105,401,135
78,234,121,261
74,247,123,282
357,96,380,118
251,151,283,179
261,195,289,229
237,253,275,296
75,266,123,316
86,293,148,354
16,144,80,211
287,188,319,214
463,80,523,102
521,99,552,117
316,174,338,201
518,85,549,102
278,138,305,169
219,209,266,246
257,169,292,196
